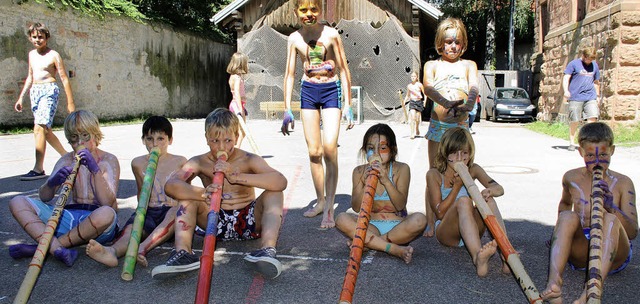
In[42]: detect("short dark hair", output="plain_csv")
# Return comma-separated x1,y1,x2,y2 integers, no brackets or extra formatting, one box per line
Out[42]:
578,122,614,147
142,116,173,139
28,22,50,39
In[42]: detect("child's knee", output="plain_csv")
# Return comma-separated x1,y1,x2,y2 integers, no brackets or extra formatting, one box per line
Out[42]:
93,206,117,228
407,213,427,231
9,196,33,216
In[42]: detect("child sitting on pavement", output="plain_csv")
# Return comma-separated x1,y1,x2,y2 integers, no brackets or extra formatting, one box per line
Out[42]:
9,110,120,267
336,123,426,263
426,127,510,277
541,122,637,304
86,116,187,267
151,108,287,279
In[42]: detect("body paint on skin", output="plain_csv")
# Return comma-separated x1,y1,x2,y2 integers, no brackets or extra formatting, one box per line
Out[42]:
181,169,194,180
570,181,589,226
585,147,611,167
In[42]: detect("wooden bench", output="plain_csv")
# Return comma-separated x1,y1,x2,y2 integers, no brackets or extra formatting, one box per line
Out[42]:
259,101,301,119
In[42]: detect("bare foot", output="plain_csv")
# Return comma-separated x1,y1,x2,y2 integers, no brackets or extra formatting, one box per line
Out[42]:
423,225,434,238
303,203,324,218
501,261,511,274
474,240,497,277
137,253,149,267
395,245,414,264
541,283,563,304
320,208,335,229
572,288,587,304
86,239,118,267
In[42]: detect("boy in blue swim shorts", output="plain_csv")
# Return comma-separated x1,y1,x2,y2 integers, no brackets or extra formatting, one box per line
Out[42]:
8,110,120,267
14,22,75,181
541,122,637,303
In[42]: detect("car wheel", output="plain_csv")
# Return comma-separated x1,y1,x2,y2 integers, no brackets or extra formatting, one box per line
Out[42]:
491,109,498,122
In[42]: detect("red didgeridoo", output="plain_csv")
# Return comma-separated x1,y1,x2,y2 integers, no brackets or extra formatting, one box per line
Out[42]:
339,156,381,304
194,151,227,304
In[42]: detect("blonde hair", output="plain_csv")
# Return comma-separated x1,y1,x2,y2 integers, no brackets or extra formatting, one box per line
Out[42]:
434,18,468,56
434,127,475,173
580,46,597,59
64,110,104,146
226,52,249,75
205,108,240,139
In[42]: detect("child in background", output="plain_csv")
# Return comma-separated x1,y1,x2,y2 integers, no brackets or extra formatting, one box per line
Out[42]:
541,122,637,303
404,71,426,139
86,116,187,267
426,127,510,277
336,124,426,263
227,52,249,148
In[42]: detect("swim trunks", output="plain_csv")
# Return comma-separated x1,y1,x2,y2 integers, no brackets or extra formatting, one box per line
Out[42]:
568,227,632,275
426,120,468,142
28,197,118,244
300,79,342,110
216,200,260,241
30,82,59,128
125,205,173,236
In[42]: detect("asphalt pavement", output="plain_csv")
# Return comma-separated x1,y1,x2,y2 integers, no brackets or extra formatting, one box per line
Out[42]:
1,119,639,304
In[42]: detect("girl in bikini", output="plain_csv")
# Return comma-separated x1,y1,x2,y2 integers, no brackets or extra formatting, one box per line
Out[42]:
425,127,510,277
283,0,354,229
227,52,249,148
335,124,426,263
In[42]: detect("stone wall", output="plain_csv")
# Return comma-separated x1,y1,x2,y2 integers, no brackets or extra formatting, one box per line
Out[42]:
536,0,640,121
0,1,234,128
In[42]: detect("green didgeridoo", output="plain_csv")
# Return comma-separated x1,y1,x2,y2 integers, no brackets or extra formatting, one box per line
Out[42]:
121,147,161,281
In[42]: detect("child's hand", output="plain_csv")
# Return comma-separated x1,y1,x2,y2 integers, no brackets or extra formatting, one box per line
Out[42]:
281,109,295,136
47,166,73,187
202,183,223,201
481,188,493,201
78,149,100,174
343,105,355,130
596,180,615,212
369,161,390,185
214,160,240,184
14,100,23,112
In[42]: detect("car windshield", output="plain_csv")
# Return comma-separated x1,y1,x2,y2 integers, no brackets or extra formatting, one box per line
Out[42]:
497,88,528,99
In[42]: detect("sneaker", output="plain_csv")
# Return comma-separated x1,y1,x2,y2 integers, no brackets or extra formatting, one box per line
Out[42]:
244,247,282,279
151,249,200,278
469,128,476,134
568,145,576,151
20,170,47,181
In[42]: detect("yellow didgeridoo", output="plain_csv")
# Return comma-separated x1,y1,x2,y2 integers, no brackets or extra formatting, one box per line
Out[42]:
586,165,605,304
237,116,261,155
14,147,84,304
121,147,161,281
195,151,228,304
339,155,382,304
453,162,543,304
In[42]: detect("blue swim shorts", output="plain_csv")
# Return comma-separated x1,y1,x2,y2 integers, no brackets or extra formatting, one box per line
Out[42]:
426,120,468,142
568,227,633,275
125,205,173,236
369,220,401,235
30,82,59,128
28,197,118,244
300,79,342,110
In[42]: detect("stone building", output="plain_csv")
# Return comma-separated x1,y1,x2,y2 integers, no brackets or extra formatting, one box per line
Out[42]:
532,0,640,121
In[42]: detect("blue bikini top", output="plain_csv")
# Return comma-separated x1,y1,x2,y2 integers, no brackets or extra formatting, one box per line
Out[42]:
440,174,469,201
374,162,394,201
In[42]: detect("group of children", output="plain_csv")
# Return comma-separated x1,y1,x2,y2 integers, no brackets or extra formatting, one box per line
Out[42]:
9,1,637,302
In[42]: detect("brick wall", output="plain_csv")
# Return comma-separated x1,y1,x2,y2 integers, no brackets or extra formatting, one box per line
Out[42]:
534,0,639,121
0,1,234,127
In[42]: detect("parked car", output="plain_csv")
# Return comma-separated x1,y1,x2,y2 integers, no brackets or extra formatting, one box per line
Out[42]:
484,87,536,122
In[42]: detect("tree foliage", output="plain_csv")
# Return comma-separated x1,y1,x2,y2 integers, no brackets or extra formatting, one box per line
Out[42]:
22,0,233,42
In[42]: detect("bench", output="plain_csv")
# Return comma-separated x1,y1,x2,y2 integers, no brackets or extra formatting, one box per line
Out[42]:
259,101,301,119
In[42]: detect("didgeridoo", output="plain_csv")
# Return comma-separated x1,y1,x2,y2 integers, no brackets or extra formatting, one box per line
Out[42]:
14,147,84,304
339,155,382,304
586,165,605,304
194,151,228,304
121,147,161,281
453,162,542,304
237,116,261,155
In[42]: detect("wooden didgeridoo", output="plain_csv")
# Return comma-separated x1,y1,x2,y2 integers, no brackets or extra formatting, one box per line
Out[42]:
237,116,261,155
194,151,228,304
14,147,84,304
586,165,605,304
453,162,543,304
121,147,161,281
397,90,408,123
339,155,382,304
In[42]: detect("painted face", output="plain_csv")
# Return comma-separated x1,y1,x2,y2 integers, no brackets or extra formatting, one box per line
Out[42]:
579,142,614,173
142,131,172,155
296,1,321,26
206,129,236,158
29,31,47,50
366,134,391,163
446,148,470,166
68,130,95,152
442,28,462,61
